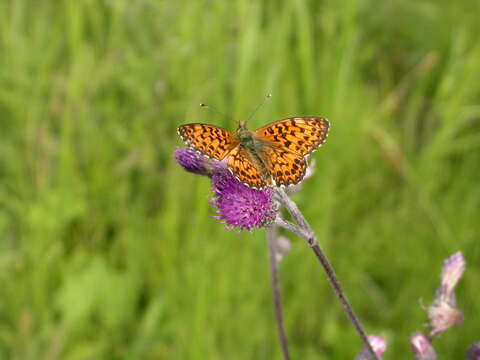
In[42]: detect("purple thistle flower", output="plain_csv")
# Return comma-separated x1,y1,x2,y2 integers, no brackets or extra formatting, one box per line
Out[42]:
174,148,277,231
210,167,277,231
467,343,480,360
410,332,437,360
174,147,214,176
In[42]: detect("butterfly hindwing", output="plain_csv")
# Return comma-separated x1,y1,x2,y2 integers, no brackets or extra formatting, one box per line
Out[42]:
254,117,329,156
262,147,307,186
226,146,269,189
178,123,238,160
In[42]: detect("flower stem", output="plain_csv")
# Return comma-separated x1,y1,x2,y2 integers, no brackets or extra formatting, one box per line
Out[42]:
275,188,378,360
267,226,291,360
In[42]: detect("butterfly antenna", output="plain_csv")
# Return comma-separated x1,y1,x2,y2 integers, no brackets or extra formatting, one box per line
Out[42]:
199,103,231,121
245,94,272,125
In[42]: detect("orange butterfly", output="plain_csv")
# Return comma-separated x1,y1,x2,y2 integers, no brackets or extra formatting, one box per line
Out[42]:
178,117,329,189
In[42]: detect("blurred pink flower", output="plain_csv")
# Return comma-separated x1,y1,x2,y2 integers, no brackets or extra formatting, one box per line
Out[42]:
356,335,387,359
410,332,437,360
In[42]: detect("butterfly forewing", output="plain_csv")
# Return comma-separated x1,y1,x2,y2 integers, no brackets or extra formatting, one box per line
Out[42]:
262,147,307,186
227,147,269,189
253,117,329,156
178,123,238,160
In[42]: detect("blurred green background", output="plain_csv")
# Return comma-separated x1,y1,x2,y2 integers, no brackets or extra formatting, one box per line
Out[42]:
0,0,479,359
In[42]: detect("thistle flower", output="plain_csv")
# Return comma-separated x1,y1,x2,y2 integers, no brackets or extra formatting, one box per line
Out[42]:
410,332,437,360
210,167,277,231
175,147,277,231
174,147,214,176
427,252,465,336
355,335,387,359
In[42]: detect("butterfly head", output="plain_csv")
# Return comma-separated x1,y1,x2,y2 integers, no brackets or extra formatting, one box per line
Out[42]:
237,120,249,137
236,121,255,147
237,120,248,131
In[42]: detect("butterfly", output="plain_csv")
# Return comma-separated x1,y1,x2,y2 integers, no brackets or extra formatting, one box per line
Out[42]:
178,117,329,189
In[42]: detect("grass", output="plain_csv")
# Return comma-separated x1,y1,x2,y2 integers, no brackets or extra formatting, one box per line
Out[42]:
0,0,479,359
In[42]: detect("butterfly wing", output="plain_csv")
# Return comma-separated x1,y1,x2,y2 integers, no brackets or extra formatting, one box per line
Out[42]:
261,147,307,186
253,117,329,156
226,146,270,189
178,117,329,188
178,123,239,160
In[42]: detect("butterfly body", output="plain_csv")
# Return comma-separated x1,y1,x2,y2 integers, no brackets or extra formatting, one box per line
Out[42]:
178,117,329,189
238,138,272,186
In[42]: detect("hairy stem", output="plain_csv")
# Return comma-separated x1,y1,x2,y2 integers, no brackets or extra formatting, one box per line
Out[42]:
267,226,291,360
275,188,378,360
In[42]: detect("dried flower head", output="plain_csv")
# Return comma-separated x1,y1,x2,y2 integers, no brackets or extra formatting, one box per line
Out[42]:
410,332,437,360
210,167,277,231
427,300,464,337
427,252,465,337
175,147,214,176
439,251,465,304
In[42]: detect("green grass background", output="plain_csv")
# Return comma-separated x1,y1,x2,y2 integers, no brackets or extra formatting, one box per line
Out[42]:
0,0,479,359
